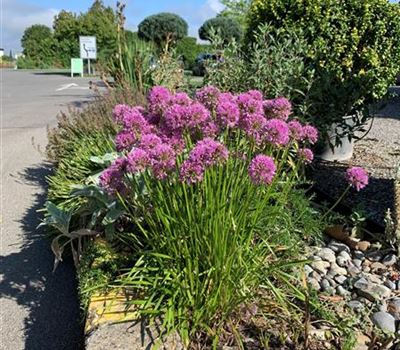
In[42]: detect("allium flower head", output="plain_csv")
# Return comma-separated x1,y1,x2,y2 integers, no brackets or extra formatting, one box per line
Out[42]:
99,157,128,195
112,104,132,124
346,167,369,191
195,86,221,110
288,120,305,141
139,133,162,152
189,138,229,167
303,125,319,144
264,97,292,121
127,148,150,173
236,92,264,115
150,143,176,180
216,93,240,128
148,86,172,116
248,155,276,185
246,90,264,101
297,148,314,164
185,102,211,130
173,92,191,106
264,119,290,146
180,160,204,184
163,103,187,132
122,108,151,134
240,112,267,143
115,130,137,152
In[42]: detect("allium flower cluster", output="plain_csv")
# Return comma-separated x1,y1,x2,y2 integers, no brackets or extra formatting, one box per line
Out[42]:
288,120,305,141
99,157,128,195
248,155,276,185
264,119,290,146
180,138,229,184
264,97,292,121
346,167,369,191
195,85,220,110
216,93,240,128
297,148,314,164
303,125,319,144
127,148,150,173
150,143,176,180
236,91,264,115
148,86,172,116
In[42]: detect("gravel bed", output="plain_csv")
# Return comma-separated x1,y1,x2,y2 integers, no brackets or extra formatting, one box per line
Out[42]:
311,92,400,227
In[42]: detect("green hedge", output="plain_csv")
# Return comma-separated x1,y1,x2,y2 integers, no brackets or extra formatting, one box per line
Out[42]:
247,0,400,136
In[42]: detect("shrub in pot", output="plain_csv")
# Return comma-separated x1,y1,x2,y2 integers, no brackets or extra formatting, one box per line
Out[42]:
247,0,400,155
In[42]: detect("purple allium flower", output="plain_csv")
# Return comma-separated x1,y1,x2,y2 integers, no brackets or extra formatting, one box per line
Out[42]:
297,148,314,164
263,97,292,121
163,103,187,132
126,148,150,173
122,108,151,135
202,121,219,138
148,86,172,116
150,143,176,180
99,157,128,195
216,93,240,128
115,130,137,152
248,155,276,185
161,133,186,154
180,160,204,184
236,92,264,115
195,85,221,110
189,138,229,167
185,102,211,130
346,167,369,191
264,119,290,146
240,112,267,143
139,133,162,152
247,90,264,101
173,92,191,106
302,125,319,144
288,120,305,141
112,104,132,124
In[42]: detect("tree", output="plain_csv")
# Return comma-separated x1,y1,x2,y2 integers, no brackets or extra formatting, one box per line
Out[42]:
53,10,81,66
199,17,243,43
137,13,188,46
80,0,118,60
219,0,251,28
21,24,55,66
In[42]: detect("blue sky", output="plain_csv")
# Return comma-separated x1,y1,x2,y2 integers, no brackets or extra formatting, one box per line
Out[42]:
2,0,224,52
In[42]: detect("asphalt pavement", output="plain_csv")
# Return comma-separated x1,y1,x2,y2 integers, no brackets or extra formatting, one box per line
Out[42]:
1,69,98,350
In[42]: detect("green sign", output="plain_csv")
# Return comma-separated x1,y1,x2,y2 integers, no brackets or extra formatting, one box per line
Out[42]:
71,58,83,77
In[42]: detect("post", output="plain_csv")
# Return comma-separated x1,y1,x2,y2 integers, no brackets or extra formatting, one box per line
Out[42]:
88,58,91,76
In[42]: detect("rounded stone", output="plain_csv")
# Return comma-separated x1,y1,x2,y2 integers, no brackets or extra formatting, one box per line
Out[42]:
352,259,363,268
307,277,321,291
388,298,400,320
336,286,349,296
347,266,361,277
311,260,330,275
367,251,383,262
317,248,337,263
304,264,313,275
371,312,396,333
347,300,364,312
328,241,350,254
335,275,347,284
384,280,396,290
321,278,331,291
382,254,397,267
353,250,365,260
336,255,350,268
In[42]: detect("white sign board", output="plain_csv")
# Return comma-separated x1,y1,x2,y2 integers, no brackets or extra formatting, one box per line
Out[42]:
79,36,97,59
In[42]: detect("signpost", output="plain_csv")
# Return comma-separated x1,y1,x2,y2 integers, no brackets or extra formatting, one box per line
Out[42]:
79,36,97,75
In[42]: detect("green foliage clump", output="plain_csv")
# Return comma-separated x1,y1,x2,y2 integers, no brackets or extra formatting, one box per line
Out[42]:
137,12,188,47
205,25,313,118
21,24,55,67
199,16,243,43
175,37,210,70
247,0,400,137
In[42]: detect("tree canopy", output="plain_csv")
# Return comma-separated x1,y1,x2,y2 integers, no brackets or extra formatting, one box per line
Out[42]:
137,13,188,46
21,24,55,66
198,17,243,42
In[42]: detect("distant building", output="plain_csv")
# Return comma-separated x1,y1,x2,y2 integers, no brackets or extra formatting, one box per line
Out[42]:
0,49,4,57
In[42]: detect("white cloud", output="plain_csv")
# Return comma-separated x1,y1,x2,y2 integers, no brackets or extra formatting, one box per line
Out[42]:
2,0,59,52
207,0,225,13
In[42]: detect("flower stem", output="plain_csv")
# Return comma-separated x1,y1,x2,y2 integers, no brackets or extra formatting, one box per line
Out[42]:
321,185,350,221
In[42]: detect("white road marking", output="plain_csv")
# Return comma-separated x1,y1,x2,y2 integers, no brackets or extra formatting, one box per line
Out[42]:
56,83,89,91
